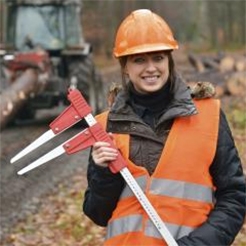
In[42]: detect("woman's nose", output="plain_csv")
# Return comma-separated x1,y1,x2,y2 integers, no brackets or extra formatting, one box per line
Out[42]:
145,60,157,72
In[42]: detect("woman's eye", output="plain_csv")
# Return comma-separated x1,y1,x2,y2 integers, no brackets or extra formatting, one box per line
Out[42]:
153,55,164,61
133,57,145,63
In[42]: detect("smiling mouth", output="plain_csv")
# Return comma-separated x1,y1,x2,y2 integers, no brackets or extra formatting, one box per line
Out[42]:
142,75,159,83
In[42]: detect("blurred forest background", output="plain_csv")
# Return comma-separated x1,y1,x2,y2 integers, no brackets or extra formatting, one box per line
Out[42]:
0,0,245,57
0,1,245,245
81,0,245,58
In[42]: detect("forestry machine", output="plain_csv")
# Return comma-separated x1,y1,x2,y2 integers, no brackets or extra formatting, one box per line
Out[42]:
0,0,104,122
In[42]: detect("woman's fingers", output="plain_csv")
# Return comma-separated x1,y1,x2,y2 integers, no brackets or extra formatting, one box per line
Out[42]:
92,142,118,167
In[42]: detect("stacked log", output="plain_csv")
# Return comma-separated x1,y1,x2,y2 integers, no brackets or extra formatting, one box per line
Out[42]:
226,72,246,96
0,69,38,130
187,53,246,97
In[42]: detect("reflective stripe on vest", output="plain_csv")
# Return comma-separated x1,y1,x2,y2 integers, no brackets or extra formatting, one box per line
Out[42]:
106,214,143,239
119,175,214,204
106,215,194,240
144,219,194,240
120,175,147,199
150,178,214,204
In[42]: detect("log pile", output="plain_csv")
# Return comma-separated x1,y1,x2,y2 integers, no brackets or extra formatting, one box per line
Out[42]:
0,69,39,130
186,53,246,97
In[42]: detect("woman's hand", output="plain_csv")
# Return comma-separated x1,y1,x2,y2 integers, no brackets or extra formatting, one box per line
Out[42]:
92,141,118,167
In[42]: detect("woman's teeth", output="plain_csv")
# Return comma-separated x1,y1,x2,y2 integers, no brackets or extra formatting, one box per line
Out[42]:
143,76,158,83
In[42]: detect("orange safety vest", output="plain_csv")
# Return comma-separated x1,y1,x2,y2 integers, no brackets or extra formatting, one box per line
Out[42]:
96,99,220,246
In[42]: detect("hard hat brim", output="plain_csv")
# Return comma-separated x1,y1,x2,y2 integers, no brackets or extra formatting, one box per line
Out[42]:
114,43,179,58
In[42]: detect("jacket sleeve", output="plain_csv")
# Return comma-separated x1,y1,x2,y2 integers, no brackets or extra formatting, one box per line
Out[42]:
83,150,125,227
177,110,246,246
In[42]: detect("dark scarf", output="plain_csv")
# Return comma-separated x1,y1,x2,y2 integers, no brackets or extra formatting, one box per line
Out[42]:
128,80,173,127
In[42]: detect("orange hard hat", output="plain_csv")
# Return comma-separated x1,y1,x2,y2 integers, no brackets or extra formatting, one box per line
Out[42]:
113,9,178,58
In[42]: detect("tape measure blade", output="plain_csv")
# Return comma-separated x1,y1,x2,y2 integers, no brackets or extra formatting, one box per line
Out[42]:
120,168,178,246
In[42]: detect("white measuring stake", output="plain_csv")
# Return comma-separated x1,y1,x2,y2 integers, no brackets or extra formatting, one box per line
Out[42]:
120,168,178,246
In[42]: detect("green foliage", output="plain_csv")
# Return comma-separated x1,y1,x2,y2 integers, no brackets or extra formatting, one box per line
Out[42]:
225,102,246,130
229,108,246,129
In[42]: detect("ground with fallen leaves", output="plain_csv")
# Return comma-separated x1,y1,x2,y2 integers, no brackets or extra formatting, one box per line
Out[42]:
2,173,105,246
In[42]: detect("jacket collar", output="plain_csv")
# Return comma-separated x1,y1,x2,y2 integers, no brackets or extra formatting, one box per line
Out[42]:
109,75,197,124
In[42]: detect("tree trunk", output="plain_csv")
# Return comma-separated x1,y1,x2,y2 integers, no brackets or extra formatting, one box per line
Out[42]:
226,71,246,96
219,56,235,72
188,53,205,72
0,69,38,130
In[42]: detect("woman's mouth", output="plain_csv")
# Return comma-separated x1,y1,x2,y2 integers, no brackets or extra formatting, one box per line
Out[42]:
142,75,159,83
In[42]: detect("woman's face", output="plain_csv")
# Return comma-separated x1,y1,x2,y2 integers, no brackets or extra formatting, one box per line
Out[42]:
125,51,169,94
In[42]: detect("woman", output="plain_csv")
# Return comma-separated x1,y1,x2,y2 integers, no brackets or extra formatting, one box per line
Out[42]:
83,9,245,245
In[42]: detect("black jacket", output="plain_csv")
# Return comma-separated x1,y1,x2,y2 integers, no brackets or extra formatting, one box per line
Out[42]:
83,77,246,245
